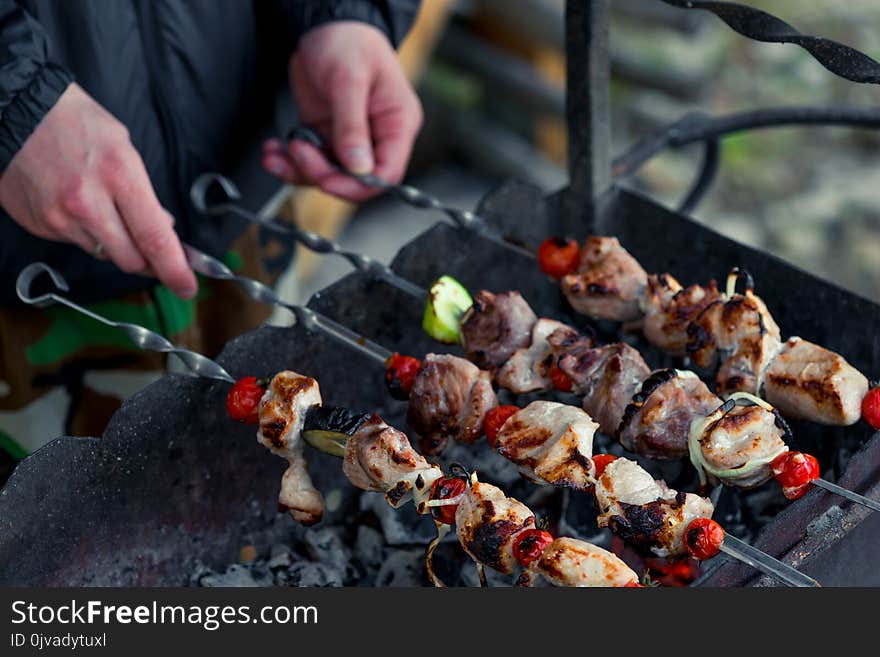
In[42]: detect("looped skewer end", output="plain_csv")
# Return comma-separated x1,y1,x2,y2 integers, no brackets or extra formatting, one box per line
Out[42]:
16,262,70,308
190,172,242,214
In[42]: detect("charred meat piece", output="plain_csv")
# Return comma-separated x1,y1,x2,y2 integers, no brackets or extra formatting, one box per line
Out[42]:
594,458,714,558
763,337,869,425
531,537,639,587
687,290,782,396
641,273,721,356
699,405,788,488
495,401,598,491
407,354,498,454
258,371,324,525
454,481,536,575
561,236,648,322
556,342,651,436
460,290,538,370
343,414,443,508
496,318,577,393
618,370,719,460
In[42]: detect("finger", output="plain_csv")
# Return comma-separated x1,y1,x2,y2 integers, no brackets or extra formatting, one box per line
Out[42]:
328,70,374,174
289,140,377,200
372,100,422,185
110,158,198,298
66,225,103,258
80,195,150,274
262,152,303,184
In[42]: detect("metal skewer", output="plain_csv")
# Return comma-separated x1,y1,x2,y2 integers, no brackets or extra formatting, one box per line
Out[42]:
182,245,393,367
15,263,235,384
190,173,426,300
719,534,819,587
285,125,535,258
811,478,880,513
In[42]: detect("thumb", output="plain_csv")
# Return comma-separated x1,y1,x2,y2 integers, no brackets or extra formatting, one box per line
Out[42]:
329,72,374,174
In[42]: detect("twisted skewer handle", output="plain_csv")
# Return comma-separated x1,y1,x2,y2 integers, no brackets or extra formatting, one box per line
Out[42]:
286,126,489,234
183,245,393,366
15,263,235,383
190,173,426,300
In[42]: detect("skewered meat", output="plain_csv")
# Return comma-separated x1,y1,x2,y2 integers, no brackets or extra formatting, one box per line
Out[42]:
617,370,718,460
460,290,537,370
496,318,577,393
641,273,721,356
494,401,598,491
594,458,714,558
407,354,498,454
555,341,651,436
687,290,782,396
258,371,324,525
454,481,537,574
698,404,788,488
343,414,443,508
530,537,639,587
763,337,869,425
561,236,648,322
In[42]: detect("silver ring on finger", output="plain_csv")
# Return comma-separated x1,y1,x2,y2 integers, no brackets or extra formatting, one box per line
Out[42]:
93,242,105,257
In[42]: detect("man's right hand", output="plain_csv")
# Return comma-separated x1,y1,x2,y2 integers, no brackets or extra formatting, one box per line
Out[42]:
0,83,197,299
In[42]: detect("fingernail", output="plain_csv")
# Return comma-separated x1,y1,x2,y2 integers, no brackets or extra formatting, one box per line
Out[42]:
346,147,374,174
176,284,198,299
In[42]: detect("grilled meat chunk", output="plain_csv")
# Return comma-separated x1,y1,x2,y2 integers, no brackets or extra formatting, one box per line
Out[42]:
594,458,714,558
763,337,869,425
618,370,719,460
531,537,639,587
699,405,788,488
561,236,648,322
496,318,576,393
556,342,651,436
258,371,324,525
343,414,443,508
687,290,782,396
460,290,538,370
495,401,598,491
454,482,536,574
641,273,721,356
407,354,498,454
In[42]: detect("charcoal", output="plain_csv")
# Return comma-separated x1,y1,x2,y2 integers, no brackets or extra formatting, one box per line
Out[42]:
459,562,515,588
354,525,385,572
303,527,350,570
197,563,274,588
267,544,295,571
375,549,425,587
287,562,345,588
359,494,436,546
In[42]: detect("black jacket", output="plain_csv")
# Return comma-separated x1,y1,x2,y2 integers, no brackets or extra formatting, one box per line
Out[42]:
0,0,419,305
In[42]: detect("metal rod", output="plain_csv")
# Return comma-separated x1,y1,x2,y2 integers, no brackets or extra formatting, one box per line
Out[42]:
15,263,235,384
282,128,535,259
190,173,427,300
719,534,820,587
813,478,880,513
183,245,393,366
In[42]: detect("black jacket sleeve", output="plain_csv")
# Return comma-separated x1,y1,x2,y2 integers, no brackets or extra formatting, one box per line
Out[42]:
272,0,421,51
0,0,72,174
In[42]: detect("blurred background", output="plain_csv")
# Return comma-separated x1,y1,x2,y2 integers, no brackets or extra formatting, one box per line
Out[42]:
279,0,880,310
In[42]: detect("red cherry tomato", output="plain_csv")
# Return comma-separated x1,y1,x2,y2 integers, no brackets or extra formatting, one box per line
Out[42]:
592,454,619,478
683,518,725,561
385,353,422,400
484,405,520,448
623,581,643,588
513,529,554,568
771,451,820,500
549,364,574,392
537,237,580,279
226,376,267,424
429,476,468,525
862,387,880,431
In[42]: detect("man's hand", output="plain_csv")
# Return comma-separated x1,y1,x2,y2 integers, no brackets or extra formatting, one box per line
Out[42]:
0,83,197,298
262,21,423,200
